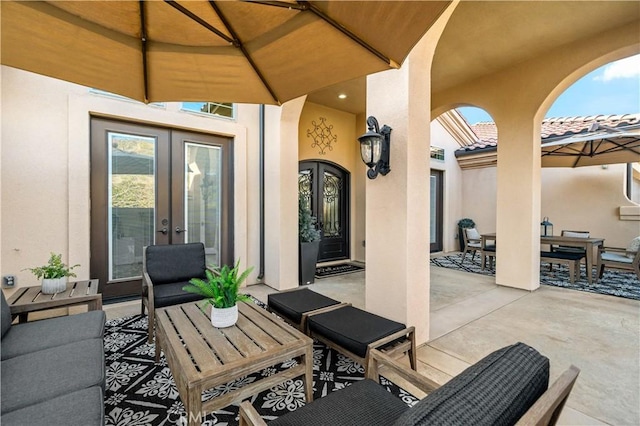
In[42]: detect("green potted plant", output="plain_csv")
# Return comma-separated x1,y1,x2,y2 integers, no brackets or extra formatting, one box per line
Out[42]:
299,195,322,285
24,253,80,294
457,218,476,252
182,260,253,327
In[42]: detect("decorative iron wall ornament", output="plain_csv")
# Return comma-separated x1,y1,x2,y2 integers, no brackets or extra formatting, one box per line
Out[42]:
307,117,337,155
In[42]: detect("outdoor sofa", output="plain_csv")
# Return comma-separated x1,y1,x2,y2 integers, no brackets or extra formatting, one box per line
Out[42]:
0,291,106,426
240,342,580,426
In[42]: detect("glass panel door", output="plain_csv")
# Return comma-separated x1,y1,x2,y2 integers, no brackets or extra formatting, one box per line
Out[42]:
108,133,156,281
184,143,222,267
430,170,443,252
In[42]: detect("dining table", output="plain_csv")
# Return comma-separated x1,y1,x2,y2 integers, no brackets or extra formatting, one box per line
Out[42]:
479,233,605,284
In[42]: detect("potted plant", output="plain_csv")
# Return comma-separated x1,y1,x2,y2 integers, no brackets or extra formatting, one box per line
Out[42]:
457,218,476,251
24,253,80,294
299,195,322,285
182,260,253,328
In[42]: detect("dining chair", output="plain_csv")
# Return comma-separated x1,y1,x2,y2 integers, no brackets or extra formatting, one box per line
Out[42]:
596,236,640,281
461,227,482,263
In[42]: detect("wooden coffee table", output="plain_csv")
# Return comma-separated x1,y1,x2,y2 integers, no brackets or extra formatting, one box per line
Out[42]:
155,300,314,426
5,279,101,323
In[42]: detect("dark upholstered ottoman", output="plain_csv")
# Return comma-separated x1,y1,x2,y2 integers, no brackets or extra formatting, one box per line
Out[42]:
307,305,416,372
267,288,342,330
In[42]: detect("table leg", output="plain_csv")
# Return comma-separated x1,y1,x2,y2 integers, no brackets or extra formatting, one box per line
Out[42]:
18,313,28,323
155,332,162,363
586,243,594,285
303,345,314,403
88,297,102,311
187,385,203,426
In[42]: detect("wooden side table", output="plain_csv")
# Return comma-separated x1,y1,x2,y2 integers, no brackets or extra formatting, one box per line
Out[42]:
5,279,102,323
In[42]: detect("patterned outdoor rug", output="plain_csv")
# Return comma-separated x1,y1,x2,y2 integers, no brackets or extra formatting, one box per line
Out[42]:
431,253,640,301
315,263,364,278
104,309,417,425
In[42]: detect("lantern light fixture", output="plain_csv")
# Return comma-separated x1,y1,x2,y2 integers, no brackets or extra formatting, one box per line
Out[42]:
357,116,391,179
540,217,554,237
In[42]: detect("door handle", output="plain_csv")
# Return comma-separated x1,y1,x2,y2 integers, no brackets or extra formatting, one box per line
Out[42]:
175,227,187,234
157,227,168,235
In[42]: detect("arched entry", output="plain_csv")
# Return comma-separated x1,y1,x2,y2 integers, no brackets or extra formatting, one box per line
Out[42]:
298,161,350,262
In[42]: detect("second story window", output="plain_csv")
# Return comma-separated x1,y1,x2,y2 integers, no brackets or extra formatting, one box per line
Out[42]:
182,102,234,119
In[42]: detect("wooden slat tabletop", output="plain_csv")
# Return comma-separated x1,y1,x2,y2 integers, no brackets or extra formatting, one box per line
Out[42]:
156,300,314,425
6,280,101,315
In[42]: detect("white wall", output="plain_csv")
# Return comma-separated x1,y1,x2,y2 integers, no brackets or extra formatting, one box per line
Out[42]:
0,66,264,293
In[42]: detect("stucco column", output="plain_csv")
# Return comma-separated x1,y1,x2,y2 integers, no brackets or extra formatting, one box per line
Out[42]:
364,40,434,344
494,115,541,290
264,96,306,290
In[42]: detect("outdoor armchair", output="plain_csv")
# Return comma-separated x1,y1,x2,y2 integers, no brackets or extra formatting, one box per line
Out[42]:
239,342,580,426
141,242,208,342
596,236,640,281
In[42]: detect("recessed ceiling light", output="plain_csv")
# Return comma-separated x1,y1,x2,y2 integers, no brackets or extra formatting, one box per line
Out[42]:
338,93,347,99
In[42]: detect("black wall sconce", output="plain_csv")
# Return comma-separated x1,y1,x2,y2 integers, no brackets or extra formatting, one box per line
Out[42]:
357,116,391,179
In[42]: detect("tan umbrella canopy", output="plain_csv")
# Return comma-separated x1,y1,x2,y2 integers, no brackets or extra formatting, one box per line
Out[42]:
541,123,640,168
1,0,450,105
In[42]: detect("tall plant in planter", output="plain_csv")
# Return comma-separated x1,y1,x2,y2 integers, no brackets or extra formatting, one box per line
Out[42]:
457,218,476,251
299,195,321,285
182,260,253,328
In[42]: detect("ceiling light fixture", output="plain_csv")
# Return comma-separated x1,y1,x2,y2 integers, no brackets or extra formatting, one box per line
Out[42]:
338,93,347,99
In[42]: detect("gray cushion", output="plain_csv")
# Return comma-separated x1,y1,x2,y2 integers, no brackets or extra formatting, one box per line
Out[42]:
153,281,206,308
307,306,406,358
1,291,12,339
145,243,206,285
1,338,105,413
1,386,104,426
1,310,105,360
269,378,409,425
393,342,549,426
268,288,340,324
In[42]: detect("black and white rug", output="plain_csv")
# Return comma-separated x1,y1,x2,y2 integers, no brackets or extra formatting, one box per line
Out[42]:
315,263,364,279
104,312,417,426
430,253,640,301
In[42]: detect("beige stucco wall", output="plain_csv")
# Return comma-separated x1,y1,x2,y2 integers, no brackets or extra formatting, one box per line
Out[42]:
430,119,464,252
298,102,363,262
0,65,263,293
458,161,637,253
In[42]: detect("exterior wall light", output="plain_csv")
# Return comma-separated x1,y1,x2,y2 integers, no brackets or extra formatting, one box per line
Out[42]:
358,116,391,179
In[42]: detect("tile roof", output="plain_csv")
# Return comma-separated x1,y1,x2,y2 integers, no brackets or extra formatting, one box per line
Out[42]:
456,113,640,155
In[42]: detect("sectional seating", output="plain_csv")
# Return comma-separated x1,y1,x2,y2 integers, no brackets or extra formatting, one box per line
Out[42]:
1,291,106,426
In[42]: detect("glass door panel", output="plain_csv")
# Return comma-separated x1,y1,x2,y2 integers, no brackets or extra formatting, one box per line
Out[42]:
184,143,222,267
322,170,342,238
108,133,156,281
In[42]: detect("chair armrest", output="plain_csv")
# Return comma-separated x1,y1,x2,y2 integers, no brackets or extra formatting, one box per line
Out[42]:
239,401,268,426
600,246,636,256
142,271,154,296
366,348,440,394
515,365,580,426
467,238,481,244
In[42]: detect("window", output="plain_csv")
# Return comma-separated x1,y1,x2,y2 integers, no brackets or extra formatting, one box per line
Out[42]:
430,146,445,161
182,102,234,119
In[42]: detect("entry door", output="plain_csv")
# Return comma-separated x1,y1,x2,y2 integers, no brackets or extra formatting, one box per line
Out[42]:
90,118,233,300
430,170,444,252
299,161,350,262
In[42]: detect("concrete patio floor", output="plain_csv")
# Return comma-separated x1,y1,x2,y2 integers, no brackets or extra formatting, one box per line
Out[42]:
105,264,640,425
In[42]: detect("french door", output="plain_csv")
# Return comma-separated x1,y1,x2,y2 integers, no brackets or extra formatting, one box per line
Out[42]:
90,118,233,300
298,161,350,262
430,170,444,252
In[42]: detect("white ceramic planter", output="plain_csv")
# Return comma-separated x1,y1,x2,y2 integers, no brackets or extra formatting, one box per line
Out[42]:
41,277,67,294
211,304,238,328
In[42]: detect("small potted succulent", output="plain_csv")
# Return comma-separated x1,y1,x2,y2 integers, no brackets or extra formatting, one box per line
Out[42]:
182,260,253,328
24,253,80,294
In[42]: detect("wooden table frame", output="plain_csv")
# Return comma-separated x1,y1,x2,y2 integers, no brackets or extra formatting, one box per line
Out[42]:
5,279,101,323
480,233,605,284
155,301,314,426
